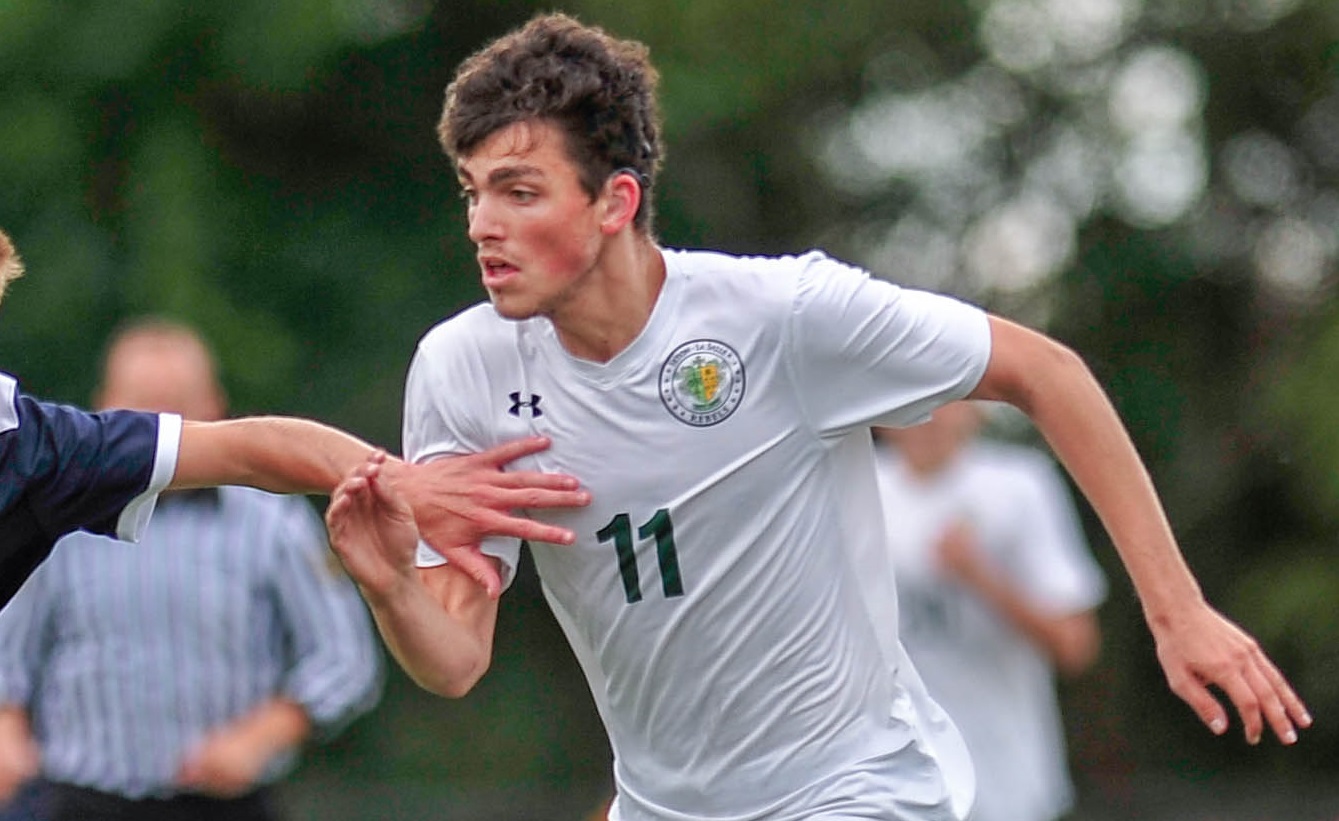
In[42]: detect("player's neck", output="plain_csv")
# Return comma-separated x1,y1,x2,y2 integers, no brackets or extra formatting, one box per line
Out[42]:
550,235,664,363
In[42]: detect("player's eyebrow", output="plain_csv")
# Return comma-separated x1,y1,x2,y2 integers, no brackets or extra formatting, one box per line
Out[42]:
458,165,544,187
489,165,542,185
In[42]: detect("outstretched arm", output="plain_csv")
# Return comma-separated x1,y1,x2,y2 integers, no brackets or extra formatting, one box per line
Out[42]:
970,315,1311,744
325,451,500,697
173,417,378,494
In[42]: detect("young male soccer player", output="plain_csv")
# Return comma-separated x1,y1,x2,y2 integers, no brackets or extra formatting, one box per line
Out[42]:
324,13,1312,821
0,228,589,607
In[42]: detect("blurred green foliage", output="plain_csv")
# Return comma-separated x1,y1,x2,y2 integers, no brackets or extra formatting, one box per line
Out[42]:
2,0,1338,817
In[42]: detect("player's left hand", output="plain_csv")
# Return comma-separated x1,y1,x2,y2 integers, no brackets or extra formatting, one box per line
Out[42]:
327,451,422,601
1150,601,1311,745
386,436,591,597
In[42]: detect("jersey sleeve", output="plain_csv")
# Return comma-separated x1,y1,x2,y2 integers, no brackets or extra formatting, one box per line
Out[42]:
0,377,180,607
1006,454,1108,614
17,392,179,544
787,253,992,436
402,341,522,587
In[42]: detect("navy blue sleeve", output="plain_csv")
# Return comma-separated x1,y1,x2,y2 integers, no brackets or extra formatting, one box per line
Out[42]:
0,388,162,605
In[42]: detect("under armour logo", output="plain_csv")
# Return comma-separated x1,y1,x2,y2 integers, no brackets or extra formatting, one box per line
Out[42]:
508,392,543,417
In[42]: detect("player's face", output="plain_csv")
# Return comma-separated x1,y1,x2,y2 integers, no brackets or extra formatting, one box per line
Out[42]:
457,120,608,320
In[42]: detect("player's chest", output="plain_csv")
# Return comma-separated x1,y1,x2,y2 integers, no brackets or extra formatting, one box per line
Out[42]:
493,336,790,479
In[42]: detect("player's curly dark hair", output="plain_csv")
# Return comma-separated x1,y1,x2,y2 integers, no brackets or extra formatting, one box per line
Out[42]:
438,12,664,234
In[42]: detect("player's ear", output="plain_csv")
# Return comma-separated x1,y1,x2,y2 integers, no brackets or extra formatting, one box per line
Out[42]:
599,170,642,235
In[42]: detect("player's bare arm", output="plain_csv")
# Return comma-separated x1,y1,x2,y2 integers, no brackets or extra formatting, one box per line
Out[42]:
174,417,379,494
969,314,1312,745
325,451,500,698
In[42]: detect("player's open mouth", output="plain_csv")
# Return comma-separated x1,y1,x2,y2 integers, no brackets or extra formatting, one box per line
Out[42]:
480,258,519,285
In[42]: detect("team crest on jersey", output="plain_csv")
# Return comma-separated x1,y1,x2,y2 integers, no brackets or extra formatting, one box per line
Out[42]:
659,339,746,427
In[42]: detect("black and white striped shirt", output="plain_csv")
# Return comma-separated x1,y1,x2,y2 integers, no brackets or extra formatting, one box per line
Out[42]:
0,487,383,799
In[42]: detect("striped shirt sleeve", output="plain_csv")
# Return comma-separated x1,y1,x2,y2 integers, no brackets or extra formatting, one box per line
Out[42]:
0,563,53,706
268,497,383,735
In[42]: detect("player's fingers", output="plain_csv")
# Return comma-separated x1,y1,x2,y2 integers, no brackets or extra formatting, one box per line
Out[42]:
472,436,556,469
361,449,395,479
1241,662,1286,745
489,484,592,510
443,549,503,599
325,476,365,524
475,508,578,545
487,469,585,492
1167,671,1230,736
1256,654,1313,731
1215,670,1265,744
367,471,415,521
1250,656,1304,744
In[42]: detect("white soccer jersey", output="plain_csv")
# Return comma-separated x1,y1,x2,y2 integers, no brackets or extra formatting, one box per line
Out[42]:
875,441,1108,821
405,248,992,820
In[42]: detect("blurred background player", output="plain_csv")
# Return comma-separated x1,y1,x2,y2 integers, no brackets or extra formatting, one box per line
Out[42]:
875,402,1106,821
0,319,383,821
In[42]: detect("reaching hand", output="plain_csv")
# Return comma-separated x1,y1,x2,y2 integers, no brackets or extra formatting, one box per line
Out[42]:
389,436,591,597
326,451,423,602
1152,602,1312,745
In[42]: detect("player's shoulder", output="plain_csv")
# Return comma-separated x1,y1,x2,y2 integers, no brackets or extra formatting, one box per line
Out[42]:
667,246,844,282
416,302,524,356
417,301,503,343
665,247,855,316
0,379,76,453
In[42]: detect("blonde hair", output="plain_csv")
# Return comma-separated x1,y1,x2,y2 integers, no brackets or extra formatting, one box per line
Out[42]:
0,229,24,305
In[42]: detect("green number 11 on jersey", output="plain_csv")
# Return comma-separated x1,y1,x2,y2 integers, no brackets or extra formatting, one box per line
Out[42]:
597,509,683,604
